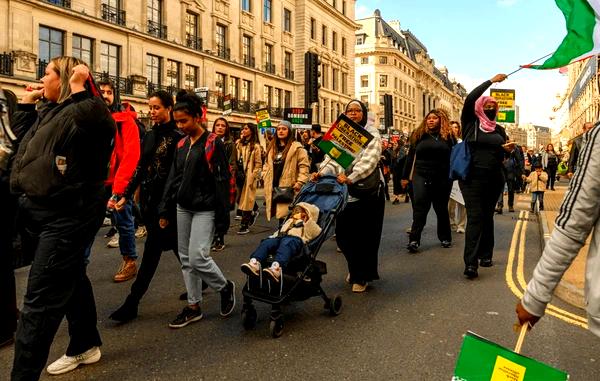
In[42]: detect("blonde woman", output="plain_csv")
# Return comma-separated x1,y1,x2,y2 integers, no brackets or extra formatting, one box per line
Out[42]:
236,123,263,234
10,57,115,378
262,120,310,224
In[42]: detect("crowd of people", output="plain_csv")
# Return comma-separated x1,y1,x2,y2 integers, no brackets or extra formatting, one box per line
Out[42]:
0,59,594,380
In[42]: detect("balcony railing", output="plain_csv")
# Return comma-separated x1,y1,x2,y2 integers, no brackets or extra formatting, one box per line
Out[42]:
147,20,167,39
186,36,203,51
284,69,294,80
147,82,180,96
0,52,13,76
37,59,48,80
93,72,134,95
242,55,255,68
101,4,126,26
46,0,71,8
216,47,231,60
264,63,276,74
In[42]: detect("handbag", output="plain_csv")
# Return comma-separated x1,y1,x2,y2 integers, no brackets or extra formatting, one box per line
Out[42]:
348,166,382,198
272,186,295,203
449,127,477,181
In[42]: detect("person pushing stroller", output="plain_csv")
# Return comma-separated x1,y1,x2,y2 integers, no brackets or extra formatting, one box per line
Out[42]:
241,202,321,282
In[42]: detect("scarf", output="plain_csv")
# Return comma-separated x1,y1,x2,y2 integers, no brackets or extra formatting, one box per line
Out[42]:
474,96,498,133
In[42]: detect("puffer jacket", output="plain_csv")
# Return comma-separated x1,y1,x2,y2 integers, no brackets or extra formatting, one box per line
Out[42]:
524,170,548,192
273,202,322,243
10,92,115,205
522,126,600,338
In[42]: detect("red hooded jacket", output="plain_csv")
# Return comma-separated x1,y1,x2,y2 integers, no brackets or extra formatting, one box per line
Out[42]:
105,104,140,195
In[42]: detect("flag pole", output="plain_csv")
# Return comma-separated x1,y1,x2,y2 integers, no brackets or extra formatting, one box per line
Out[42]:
507,53,553,77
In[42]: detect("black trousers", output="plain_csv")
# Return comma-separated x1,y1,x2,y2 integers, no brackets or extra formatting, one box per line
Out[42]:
12,194,105,381
497,178,516,208
459,168,504,269
336,187,385,284
409,173,452,244
0,181,18,341
546,166,557,189
128,213,178,303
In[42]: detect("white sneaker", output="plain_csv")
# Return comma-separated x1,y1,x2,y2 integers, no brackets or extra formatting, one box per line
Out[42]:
135,226,147,239
46,346,101,375
107,233,119,248
102,217,111,227
457,227,465,234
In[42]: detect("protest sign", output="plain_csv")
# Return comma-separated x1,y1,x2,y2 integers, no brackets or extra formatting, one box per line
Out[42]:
453,331,568,381
283,108,312,129
256,108,271,131
223,94,232,116
317,114,374,169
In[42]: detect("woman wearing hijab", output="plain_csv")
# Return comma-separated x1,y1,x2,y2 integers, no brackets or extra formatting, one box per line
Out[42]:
401,109,455,253
317,100,384,293
262,120,310,225
460,73,513,279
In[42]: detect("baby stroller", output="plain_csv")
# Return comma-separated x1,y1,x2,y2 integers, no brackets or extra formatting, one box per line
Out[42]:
241,175,348,338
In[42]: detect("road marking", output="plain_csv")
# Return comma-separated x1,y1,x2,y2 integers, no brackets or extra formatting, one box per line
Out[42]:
506,211,588,329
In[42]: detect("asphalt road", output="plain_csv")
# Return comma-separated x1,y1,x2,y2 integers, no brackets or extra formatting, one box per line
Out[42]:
2,196,599,380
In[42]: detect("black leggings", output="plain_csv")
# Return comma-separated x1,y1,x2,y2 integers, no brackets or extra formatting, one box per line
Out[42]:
546,166,557,189
409,173,452,244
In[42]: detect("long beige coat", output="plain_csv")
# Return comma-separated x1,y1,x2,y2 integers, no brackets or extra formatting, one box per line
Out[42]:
263,141,310,220
236,141,263,211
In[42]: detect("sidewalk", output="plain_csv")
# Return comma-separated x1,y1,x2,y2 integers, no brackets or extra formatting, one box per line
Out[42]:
522,180,587,309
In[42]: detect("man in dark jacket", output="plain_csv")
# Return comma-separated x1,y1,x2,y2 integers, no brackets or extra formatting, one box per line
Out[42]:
568,121,595,178
496,142,523,213
308,124,325,173
96,80,140,282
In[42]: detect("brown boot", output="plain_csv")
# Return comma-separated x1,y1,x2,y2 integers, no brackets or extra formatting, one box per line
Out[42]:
114,257,137,282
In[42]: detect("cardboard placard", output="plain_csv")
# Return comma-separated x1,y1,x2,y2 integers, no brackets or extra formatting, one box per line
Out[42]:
317,114,374,169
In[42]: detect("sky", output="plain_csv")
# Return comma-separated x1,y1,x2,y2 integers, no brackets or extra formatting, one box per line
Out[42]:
355,0,570,129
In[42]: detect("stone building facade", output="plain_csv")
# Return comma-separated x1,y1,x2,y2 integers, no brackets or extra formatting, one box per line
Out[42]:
0,0,357,130
354,10,466,135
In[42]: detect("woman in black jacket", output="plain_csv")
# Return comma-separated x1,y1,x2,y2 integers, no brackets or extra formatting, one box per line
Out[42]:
402,109,455,253
109,90,185,323
542,143,558,190
158,91,235,328
10,57,115,379
460,73,512,279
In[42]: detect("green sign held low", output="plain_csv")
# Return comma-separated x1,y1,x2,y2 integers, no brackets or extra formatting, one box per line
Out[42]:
453,331,568,381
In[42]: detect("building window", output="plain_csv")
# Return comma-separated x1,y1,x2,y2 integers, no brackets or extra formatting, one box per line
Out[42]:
360,95,368,105
333,0,337,9
263,0,272,23
332,31,337,51
342,1,346,15
230,76,239,99
185,12,202,50
147,0,166,39
321,25,327,46
283,8,291,32
39,26,64,63
264,85,272,106
360,75,368,88
284,90,291,108
284,52,293,79
379,56,387,64
216,24,228,59
264,44,274,73
242,35,253,67
216,72,226,95
321,63,329,88
332,68,339,91
274,88,281,108
242,79,251,101
101,0,126,26
242,0,251,12
166,60,180,88
341,37,346,56
360,57,368,64
310,18,316,40
184,64,197,89
72,35,93,67
100,42,119,76
146,54,161,84
341,72,348,94
379,74,388,87
356,35,364,45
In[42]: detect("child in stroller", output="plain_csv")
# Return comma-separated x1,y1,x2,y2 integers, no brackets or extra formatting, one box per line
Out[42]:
241,202,321,282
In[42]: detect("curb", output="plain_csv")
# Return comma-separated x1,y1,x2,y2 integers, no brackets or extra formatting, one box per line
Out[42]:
537,210,586,309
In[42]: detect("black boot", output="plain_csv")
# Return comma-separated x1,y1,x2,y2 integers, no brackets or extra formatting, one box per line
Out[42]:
109,295,139,323
530,202,535,212
539,202,544,211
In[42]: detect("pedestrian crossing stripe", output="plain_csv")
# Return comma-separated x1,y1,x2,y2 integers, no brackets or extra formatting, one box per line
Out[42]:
506,211,588,329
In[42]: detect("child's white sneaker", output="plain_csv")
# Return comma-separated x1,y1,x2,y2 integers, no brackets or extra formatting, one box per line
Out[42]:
263,262,281,283
240,258,260,277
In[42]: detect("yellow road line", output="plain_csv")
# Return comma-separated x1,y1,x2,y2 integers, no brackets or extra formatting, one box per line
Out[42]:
506,211,588,328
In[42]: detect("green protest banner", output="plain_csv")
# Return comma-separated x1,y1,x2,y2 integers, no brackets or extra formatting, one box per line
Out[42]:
283,108,312,129
453,332,568,381
497,109,515,123
317,114,374,169
256,108,271,131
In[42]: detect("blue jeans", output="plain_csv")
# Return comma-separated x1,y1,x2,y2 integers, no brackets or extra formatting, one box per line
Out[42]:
251,236,304,268
114,200,137,258
177,207,227,305
531,191,544,208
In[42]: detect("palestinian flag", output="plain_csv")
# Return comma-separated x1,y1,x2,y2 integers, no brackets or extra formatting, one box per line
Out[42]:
523,0,600,69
